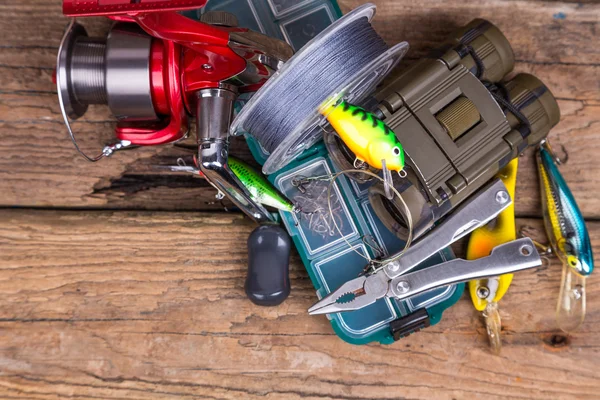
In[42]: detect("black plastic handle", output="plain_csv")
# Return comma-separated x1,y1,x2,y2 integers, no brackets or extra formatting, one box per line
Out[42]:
245,224,291,306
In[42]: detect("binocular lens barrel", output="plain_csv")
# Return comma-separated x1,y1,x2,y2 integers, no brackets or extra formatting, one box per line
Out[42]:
440,19,515,83
504,73,561,141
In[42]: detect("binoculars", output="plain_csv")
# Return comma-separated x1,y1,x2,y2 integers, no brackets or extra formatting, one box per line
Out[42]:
329,19,560,241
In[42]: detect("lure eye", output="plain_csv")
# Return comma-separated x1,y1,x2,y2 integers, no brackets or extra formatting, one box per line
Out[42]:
569,258,579,268
392,146,401,156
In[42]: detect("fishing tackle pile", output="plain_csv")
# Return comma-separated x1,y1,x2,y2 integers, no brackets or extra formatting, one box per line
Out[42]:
54,0,593,347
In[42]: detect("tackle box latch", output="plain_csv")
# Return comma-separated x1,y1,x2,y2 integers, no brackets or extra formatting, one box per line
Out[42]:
390,308,431,341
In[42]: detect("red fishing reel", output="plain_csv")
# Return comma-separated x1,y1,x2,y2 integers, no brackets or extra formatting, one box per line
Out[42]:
57,0,293,159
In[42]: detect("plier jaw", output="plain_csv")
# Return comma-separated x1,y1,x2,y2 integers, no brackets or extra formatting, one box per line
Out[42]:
308,273,389,315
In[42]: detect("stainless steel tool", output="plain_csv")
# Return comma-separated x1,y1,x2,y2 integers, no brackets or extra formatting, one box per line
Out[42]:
308,179,543,315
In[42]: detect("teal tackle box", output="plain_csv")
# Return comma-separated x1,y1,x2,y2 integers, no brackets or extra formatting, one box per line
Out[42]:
190,1,463,344
245,135,463,345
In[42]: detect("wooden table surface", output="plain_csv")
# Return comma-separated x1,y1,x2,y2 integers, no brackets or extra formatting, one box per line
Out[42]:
1,0,599,399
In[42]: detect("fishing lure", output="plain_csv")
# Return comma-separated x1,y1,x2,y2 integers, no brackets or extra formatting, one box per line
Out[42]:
228,157,295,213
537,140,593,332
467,159,518,354
322,101,405,173
156,156,295,213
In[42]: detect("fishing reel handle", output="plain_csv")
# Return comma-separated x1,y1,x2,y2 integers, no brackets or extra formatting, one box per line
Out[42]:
195,87,290,306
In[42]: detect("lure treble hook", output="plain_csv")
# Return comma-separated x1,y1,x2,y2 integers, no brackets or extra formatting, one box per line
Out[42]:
540,139,569,165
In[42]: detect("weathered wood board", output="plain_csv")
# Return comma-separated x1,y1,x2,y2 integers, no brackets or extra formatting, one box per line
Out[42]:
1,0,599,399
0,0,598,216
0,210,599,399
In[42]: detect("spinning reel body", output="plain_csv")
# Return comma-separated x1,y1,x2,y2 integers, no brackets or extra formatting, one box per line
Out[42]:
57,0,294,225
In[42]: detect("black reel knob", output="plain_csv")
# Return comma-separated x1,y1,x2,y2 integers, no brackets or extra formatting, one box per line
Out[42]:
245,224,291,306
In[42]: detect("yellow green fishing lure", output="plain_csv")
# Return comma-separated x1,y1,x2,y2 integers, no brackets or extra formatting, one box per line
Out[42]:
322,101,404,172
228,157,294,213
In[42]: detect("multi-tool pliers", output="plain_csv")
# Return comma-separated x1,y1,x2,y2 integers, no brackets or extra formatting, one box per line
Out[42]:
308,179,543,315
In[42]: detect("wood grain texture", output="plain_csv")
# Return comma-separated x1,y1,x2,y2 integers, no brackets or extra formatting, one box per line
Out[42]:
0,0,598,216
1,1,599,398
0,210,599,400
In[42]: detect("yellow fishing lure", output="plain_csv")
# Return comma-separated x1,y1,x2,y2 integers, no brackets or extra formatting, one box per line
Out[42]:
467,159,518,354
322,101,404,172
468,159,518,310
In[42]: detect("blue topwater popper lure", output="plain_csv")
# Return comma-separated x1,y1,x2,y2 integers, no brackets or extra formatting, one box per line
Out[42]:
537,140,594,332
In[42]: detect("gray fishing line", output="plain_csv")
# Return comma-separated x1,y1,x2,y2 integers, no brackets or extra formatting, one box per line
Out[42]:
245,17,388,153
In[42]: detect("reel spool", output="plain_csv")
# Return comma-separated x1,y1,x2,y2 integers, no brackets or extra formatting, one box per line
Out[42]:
58,22,159,122
230,3,408,174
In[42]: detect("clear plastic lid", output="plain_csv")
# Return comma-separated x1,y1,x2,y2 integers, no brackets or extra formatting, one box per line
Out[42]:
275,158,358,255
230,3,409,174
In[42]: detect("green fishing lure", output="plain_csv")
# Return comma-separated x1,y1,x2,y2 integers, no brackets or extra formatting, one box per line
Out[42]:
229,157,294,212
322,101,404,172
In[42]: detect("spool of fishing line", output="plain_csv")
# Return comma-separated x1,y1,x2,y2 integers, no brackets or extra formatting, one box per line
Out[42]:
230,3,408,174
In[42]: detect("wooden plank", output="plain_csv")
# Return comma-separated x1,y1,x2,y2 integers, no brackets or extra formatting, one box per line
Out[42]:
340,0,600,65
1,0,597,62
0,0,598,215
2,91,597,216
0,209,599,399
